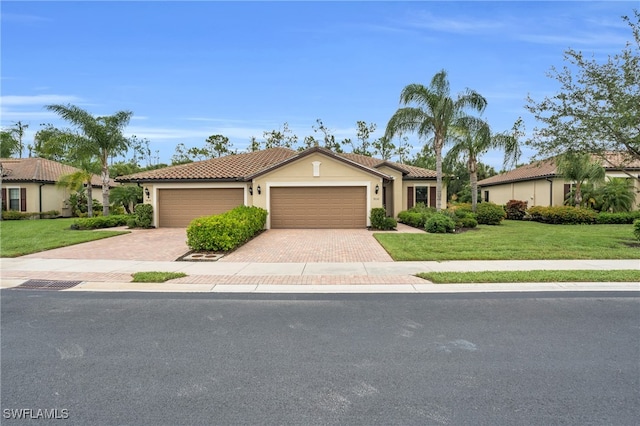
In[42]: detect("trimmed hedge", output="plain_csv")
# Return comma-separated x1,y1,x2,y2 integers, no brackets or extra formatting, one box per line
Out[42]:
476,202,506,225
397,205,437,228
370,208,397,230
505,200,528,220
186,206,268,252
526,206,597,224
595,211,640,224
1,210,59,220
425,213,456,233
634,219,640,241
72,215,130,229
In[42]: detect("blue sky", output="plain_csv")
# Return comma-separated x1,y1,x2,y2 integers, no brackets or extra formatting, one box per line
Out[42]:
1,1,636,170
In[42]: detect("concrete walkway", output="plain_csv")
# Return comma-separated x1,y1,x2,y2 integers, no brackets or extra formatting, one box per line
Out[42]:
1,257,638,293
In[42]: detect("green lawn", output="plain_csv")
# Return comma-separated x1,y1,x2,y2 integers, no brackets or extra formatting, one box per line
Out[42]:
375,220,640,261
418,270,640,283
0,218,129,257
131,272,188,282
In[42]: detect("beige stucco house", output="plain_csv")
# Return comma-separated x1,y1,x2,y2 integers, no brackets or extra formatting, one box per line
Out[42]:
477,153,640,209
0,157,102,217
117,147,444,228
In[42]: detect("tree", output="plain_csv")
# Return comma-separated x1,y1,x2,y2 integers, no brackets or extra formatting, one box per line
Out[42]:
526,11,640,169
556,152,606,207
263,122,297,149
384,70,487,210
344,121,376,156
372,135,396,160
204,134,234,157
110,185,143,214
171,143,193,165
8,121,29,158
56,158,99,217
300,135,319,151
247,136,261,152
446,118,523,211
46,104,133,216
599,177,636,212
0,130,20,157
313,119,343,153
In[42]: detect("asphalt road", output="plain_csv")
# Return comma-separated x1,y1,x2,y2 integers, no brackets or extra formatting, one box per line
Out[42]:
1,291,639,426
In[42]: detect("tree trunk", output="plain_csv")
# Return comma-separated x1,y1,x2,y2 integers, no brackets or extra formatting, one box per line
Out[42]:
434,140,443,212
469,158,478,212
101,155,110,216
574,182,582,207
87,183,93,218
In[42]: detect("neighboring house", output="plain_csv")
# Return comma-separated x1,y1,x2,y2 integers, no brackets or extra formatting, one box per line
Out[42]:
0,157,102,217
477,153,640,209
116,146,443,228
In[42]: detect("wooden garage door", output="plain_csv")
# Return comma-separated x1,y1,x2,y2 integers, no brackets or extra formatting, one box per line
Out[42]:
158,188,244,228
270,186,366,229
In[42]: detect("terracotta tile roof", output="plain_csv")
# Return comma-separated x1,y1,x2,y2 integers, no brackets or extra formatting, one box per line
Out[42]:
339,152,437,179
478,152,640,187
0,157,102,186
117,148,298,182
117,147,438,182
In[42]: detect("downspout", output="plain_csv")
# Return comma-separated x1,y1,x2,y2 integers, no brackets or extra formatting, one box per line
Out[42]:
39,183,45,213
545,178,553,207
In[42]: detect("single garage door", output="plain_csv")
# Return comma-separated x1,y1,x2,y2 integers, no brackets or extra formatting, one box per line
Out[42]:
270,186,366,229
158,188,244,227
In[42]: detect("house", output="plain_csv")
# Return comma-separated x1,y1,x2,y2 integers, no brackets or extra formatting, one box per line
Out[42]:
477,153,640,208
0,157,102,217
116,146,443,228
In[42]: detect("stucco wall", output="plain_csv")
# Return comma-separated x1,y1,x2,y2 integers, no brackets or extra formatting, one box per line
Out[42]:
401,181,445,210
3,183,74,215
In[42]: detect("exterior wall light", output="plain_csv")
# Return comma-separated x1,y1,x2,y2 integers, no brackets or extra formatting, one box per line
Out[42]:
375,184,380,194
257,185,261,195
249,186,253,196
144,187,150,199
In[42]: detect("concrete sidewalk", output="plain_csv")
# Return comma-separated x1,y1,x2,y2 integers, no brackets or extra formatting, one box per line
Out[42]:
1,257,638,293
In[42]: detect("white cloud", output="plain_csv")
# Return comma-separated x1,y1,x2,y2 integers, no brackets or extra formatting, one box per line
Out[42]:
1,94,82,106
405,11,506,34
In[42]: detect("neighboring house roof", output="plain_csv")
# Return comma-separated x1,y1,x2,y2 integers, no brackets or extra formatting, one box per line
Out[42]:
116,147,438,182
478,152,640,187
0,157,103,186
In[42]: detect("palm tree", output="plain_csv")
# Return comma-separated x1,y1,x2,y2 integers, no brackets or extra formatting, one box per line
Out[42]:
446,118,522,212
384,70,487,210
556,152,605,207
46,104,132,216
57,168,97,217
599,177,635,212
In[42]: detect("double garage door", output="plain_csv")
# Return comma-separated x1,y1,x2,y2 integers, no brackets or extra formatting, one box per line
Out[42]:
157,186,367,228
270,186,366,229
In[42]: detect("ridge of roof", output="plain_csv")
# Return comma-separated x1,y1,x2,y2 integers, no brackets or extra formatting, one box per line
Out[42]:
0,157,102,186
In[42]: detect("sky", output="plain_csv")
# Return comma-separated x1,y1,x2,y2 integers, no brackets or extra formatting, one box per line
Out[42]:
1,1,637,170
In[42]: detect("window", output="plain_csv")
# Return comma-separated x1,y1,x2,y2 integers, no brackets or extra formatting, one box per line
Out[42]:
9,188,20,211
484,191,489,202
415,186,428,205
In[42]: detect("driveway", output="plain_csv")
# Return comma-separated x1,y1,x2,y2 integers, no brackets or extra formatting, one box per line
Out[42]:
20,224,422,262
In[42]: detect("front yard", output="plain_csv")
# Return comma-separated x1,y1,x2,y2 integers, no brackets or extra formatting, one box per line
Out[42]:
0,218,129,257
374,220,640,261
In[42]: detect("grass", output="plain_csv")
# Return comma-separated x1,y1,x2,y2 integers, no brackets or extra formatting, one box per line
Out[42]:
418,270,640,283
0,218,129,257
131,271,188,283
375,220,640,261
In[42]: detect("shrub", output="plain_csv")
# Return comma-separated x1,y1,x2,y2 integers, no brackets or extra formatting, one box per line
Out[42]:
129,204,154,228
459,216,478,228
634,219,640,241
370,208,397,230
526,206,597,224
449,203,473,217
1,210,60,220
425,213,456,233
505,200,528,220
476,202,506,225
595,211,640,224
73,215,130,230
398,206,436,229
186,206,268,252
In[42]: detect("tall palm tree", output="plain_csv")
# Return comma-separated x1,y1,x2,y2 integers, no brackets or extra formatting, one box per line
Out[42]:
446,118,522,212
384,70,487,210
556,152,605,207
46,104,132,216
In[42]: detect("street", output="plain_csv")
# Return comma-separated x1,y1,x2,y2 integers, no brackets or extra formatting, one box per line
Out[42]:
2,290,639,425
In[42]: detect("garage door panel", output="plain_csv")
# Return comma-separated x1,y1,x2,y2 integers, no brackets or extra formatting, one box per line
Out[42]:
158,188,243,228
270,186,366,229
